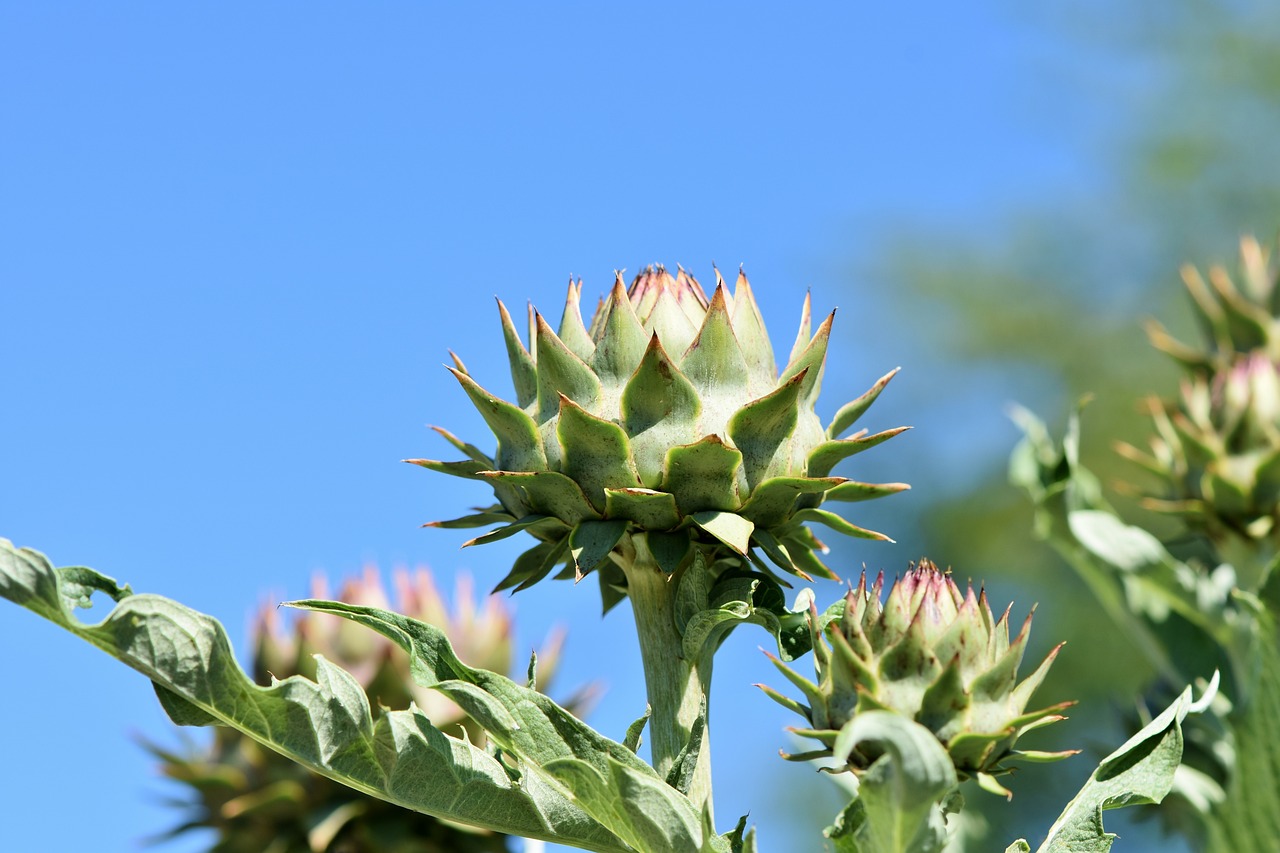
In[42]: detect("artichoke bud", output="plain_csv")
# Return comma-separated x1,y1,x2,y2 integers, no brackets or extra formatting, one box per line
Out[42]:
415,267,910,606
147,565,590,853
1120,236,1280,545
760,560,1074,795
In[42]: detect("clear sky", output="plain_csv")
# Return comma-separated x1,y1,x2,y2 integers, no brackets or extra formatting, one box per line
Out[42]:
1,4,1135,852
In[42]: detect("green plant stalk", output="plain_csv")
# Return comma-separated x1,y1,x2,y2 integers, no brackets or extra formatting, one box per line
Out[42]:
616,532,714,821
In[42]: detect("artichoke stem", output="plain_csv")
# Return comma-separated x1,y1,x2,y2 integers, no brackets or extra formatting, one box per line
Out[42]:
618,533,714,820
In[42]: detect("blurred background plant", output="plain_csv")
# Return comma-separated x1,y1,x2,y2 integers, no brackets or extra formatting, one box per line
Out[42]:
827,1,1280,847
140,566,595,853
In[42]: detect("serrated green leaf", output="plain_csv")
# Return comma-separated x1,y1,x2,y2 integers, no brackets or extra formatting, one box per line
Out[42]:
481,469,601,526
738,476,844,528
1029,679,1210,853
288,595,724,853
826,711,957,853
0,540,631,852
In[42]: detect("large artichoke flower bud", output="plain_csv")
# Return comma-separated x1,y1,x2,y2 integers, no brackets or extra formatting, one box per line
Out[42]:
414,267,908,606
144,565,589,853
1119,237,1280,546
760,561,1074,797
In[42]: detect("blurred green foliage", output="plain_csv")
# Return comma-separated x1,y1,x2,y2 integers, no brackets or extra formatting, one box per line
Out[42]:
832,1,1280,848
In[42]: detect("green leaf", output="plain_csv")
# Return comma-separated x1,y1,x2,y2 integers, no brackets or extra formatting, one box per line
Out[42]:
729,270,778,394
793,508,893,542
826,711,958,853
557,279,597,361
1024,678,1213,853
679,285,750,419
429,425,495,466
288,595,721,853
0,540,631,852
778,310,832,407
825,481,911,503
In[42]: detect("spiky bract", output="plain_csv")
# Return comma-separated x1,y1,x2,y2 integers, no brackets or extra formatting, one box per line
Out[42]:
145,566,588,853
415,267,907,607
761,560,1073,796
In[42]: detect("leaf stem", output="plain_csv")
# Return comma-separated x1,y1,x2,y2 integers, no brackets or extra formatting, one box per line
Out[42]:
618,532,715,821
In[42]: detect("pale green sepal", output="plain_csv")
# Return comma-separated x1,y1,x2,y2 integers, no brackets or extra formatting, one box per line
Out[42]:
825,481,911,503
592,277,650,383
497,299,539,409
430,425,495,466
730,269,778,394
826,711,958,853
568,520,628,580
0,541,631,852
605,488,682,530
827,368,901,440
808,427,911,479
728,370,805,490
481,470,601,525
679,285,750,419
424,509,515,530
779,311,832,407
535,313,602,416
793,508,893,542
558,397,642,511
404,457,489,480
556,280,597,362
1029,676,1215,853
786,292,813,368
622,334,702,488
462,514,559,548
691,511,755,555
492,537,570,594
449,368,547,472
662,436,744,514
738,476,844,528
644,285,702,358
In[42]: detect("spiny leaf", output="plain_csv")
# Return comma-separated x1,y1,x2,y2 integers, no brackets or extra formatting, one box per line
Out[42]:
497,299,538,409
535,313,602,418
808,427,911,479
662,436,744,515
728,370,805,491
0,540,631,852
592,277,650,384
622,335,702,488
558,397,642,511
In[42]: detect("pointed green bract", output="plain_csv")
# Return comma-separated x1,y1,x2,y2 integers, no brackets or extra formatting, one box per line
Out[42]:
426,267,907,603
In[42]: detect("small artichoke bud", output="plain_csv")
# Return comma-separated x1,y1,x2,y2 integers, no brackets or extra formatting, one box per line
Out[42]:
145,564,593,853
760,560,1075,796
1119,236,1280,546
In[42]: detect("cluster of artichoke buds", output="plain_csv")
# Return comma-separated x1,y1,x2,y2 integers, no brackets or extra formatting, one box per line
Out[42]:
144,565,592,853
1119,236,1280,545
760,560,1074,797
414,266,908,609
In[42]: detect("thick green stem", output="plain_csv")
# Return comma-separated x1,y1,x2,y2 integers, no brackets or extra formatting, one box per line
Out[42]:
618,533,714,821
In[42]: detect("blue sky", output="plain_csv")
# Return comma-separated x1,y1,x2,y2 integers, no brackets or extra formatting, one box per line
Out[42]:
1,4,1131,851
